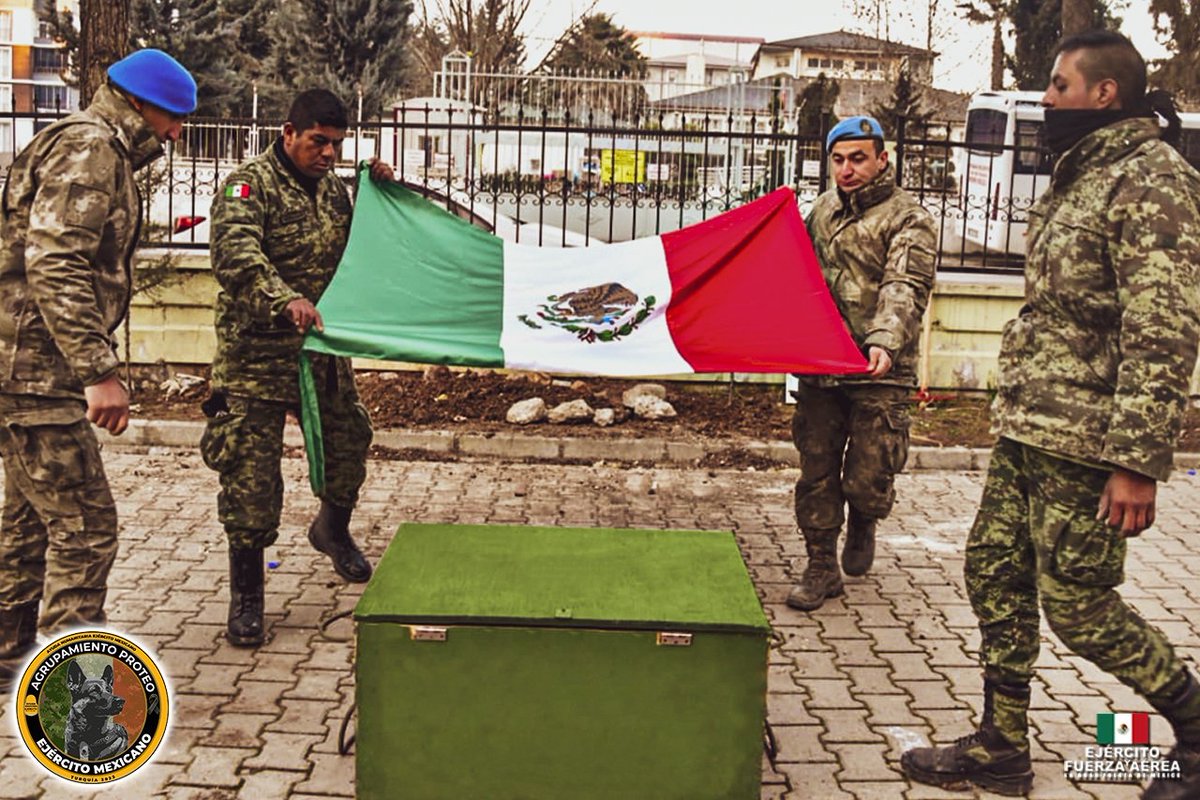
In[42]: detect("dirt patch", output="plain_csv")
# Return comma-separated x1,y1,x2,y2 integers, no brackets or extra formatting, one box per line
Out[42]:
124,364,1200,453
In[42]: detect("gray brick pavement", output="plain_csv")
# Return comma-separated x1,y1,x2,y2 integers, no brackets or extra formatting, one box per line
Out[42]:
1,447,1196,799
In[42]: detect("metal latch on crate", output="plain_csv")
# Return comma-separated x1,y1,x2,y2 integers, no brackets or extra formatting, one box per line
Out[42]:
656,632,693,647
410,626,448,642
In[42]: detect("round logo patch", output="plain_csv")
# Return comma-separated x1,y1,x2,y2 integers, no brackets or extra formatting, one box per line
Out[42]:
14,630,169,784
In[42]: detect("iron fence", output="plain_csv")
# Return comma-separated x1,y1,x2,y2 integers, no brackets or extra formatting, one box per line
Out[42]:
0,104,1050,274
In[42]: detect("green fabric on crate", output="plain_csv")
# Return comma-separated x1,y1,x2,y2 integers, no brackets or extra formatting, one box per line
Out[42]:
356,523,771,633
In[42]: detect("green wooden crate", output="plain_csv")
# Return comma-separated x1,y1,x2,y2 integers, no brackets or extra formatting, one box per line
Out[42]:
355,523,771,800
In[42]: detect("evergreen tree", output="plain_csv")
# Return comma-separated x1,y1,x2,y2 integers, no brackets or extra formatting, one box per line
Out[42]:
544,14,646,77
1007,0,1121,89
869,66,933,137
541,13,646,118
130,0,236,115
268,0,415,119
1151,0,1200,103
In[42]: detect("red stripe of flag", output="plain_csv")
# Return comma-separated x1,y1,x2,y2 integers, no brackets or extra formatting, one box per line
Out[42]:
1132,712,1150,744
660,186,867,375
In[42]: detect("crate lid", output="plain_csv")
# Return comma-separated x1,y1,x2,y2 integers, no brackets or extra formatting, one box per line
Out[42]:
355,523,770,633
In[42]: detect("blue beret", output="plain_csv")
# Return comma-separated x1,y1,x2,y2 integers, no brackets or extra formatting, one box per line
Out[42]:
826,116,884,151
107,49,197,115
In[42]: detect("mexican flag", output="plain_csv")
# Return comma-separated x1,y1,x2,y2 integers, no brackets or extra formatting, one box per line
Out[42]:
1096,712,1150,745
298,166,867,491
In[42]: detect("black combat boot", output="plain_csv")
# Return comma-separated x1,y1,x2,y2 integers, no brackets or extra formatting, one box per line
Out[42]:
227,547,265,647
901,680,1034,796
1143,672,1200,800
307,501,372,583
0,602,39,693
841,508,877,577
785,528,844,611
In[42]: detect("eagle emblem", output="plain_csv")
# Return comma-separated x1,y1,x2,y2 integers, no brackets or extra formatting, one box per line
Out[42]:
518,282,656,343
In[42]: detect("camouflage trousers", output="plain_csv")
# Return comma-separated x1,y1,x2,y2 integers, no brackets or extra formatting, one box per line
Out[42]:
0,395,118,657
791,382,911,530
965,437,1188,732
200,357,372,550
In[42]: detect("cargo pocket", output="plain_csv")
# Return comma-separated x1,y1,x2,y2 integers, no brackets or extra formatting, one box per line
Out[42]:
5,419,99,493
881,401,912,475
200,410,247,473
1048,516,1125,588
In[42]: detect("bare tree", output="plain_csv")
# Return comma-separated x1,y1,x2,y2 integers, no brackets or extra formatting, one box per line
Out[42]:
78,0,130,107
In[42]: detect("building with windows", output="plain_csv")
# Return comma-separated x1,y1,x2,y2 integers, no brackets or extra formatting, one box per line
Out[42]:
634,32,760,102
0,0,77,163
751,30,934,85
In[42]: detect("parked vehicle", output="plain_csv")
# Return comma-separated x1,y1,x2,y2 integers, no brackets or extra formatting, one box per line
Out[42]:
957,90,1200,255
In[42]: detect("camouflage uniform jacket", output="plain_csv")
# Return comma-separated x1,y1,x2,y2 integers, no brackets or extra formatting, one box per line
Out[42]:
0,85,162,400
992,117,1200,482
803,165,937,387
210,143,353,403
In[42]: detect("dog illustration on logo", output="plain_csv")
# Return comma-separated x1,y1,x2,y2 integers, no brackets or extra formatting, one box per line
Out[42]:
64,661,128,760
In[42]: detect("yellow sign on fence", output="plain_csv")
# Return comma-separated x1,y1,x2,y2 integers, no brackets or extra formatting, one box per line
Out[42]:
599,149,646,184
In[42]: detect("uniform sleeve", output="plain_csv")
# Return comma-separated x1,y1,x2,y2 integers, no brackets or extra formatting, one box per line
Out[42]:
23,134,121,386
210,171,303,323
1101,178,1200,481
862,203,937,355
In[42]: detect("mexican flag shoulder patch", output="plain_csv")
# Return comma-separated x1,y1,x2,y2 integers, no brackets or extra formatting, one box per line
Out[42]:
225,182,252,199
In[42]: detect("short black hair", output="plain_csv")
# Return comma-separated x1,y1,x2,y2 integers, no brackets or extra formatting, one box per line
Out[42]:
1055,30,1146,110
287,89,349,132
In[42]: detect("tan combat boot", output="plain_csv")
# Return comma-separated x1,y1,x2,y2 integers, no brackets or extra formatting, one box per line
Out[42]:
785,527,844,611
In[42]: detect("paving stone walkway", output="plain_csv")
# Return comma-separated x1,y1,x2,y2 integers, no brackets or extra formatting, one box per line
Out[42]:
2,446,1197,799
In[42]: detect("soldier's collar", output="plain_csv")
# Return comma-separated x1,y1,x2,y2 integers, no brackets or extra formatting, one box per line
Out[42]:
837,164,896,216
271,137,322,198
87,84,164,171
1050,117,1160,188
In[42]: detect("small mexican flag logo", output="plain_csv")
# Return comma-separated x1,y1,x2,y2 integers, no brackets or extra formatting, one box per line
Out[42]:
1097,712,1150,745
225,182,252,198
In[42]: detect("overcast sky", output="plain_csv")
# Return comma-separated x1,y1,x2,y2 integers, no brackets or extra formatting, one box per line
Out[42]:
518,0,1167,95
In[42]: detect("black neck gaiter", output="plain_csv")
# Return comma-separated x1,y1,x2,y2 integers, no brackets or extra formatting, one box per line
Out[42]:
1042,108,1138,156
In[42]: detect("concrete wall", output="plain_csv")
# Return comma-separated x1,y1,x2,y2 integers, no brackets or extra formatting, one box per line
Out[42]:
126,253,1200,395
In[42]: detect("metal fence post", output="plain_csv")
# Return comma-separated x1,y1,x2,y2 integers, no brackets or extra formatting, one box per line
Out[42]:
894,114,907,186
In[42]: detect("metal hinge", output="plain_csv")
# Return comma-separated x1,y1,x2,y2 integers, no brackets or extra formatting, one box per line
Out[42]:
410,626,448,642
656,632,693,647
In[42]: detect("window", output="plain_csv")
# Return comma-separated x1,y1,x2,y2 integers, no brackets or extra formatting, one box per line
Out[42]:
775,54,790,67
0,121,11,156
832,59,844,69
854,60,866,70
0,84,10,113
0,47,11,80
867,61,879,71
0,11,11,43
35,85,69,111
965,108,1007,154
38,21,54,41
807,58,819,68
1014,119,1053,175
33,48,66,73
820,58,831,68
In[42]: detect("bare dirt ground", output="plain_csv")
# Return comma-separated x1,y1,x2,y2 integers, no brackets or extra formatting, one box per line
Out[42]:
127,364,1200,453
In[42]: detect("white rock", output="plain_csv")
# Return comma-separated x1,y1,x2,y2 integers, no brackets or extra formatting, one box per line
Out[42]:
622,383,667,408
506,397,547,424
593,408,616,427
548,399,594,423
631,395,677,419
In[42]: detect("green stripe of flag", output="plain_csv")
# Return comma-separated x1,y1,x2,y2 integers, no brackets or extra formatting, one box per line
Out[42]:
304,168,506,366
1096,713,1116,744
